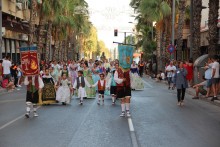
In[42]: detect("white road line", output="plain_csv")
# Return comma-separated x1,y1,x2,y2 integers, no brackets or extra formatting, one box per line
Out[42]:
128,118,134,131
128,117,139,147
0,106,40,131
0,99,24,104
0,115,24,130
142,80,153,88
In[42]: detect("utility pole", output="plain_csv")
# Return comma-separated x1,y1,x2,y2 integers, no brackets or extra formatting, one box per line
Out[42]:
124,32,127,44
171,0,176,60
0,0,2,59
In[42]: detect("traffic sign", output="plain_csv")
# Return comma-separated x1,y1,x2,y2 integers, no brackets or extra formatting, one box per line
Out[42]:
167,44,175,54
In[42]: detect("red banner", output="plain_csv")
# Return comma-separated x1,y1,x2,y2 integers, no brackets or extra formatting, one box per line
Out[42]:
20,47,39,76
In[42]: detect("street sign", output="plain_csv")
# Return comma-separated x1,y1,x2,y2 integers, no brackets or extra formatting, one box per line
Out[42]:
167,44,175,54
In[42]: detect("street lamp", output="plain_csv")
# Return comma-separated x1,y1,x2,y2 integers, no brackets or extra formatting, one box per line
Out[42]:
152,21,156,40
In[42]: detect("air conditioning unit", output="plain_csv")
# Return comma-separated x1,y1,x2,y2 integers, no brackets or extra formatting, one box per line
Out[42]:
16,2,23,10
2,27,5,36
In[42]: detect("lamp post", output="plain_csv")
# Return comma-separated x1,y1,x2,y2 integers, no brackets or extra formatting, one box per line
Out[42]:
171,0,176,59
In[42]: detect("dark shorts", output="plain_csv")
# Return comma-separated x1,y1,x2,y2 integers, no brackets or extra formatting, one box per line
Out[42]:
26,91,39,104
167,77,173,83
212,78,219,85
98,90,104,95
117,87,131,98
3,74,11,80
206,79,212,88
110,86,117,95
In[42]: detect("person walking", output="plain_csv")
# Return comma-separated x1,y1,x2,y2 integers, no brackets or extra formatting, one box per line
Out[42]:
114,63,131,117
166,61,176,90
173,61,188,106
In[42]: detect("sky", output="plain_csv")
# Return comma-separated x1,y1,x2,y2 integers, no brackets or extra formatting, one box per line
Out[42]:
85,0,136,50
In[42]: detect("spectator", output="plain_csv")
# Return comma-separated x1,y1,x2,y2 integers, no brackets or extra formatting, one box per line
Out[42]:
156,70,165,82
166,61,176,90
185,59,193,87
17,64,22,87
192,75,212,99
2,56,12,80
211,55,219,101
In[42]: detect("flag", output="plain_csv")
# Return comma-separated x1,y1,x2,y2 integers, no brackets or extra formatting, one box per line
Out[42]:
20,46,39,76
118,45,134,69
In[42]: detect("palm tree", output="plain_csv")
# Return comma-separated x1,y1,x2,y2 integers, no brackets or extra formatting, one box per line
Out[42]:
28,0,38,46
176,0,187,60
208,0,219,55
192,0,202,61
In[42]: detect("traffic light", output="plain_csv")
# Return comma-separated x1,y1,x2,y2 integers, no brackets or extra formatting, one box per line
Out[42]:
114,29,118,36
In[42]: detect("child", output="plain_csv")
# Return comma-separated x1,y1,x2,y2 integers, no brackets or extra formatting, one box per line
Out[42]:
24,75,44,118
92,73,109,105
56,73,72,105
73,70,91,105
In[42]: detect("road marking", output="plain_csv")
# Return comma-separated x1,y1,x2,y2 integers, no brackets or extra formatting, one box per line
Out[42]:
142,80,153,88
0,115,24,131
127,117,139,147
0,106,40,131
0,99,24,104
128,118,134,131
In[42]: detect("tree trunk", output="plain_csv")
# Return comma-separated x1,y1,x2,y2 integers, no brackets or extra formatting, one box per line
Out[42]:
208,0,219,56
28,0,37,46
192,0,202,61
45,22,52,63
176,0,186,61
37,0,45,56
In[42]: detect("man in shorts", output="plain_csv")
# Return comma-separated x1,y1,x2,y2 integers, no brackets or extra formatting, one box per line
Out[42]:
211,55,219,101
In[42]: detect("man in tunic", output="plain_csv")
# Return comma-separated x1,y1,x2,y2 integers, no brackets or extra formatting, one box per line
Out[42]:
24,75,44,118
114,63,131,117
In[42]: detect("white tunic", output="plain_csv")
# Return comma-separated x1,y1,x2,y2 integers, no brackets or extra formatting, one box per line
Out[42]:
73,77,91,98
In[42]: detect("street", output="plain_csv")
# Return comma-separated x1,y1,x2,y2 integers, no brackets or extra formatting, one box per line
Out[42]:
1,79,220,147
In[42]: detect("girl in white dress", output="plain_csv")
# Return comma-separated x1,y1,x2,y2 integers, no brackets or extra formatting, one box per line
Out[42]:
56,73,72,105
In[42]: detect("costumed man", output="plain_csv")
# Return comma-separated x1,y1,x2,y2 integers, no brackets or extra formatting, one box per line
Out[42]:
24,75,44,118
114,63,131,117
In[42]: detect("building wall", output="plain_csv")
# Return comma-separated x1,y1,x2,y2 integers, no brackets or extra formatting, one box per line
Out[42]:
201,0,220,28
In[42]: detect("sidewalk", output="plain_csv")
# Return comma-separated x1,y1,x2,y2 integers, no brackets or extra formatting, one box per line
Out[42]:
145,75,220,107
0,87,23,96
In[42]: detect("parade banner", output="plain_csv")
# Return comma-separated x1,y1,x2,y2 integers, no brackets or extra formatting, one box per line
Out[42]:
118,45,134,69
20,46,39,76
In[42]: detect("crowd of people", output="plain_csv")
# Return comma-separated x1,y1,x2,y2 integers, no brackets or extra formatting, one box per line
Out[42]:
1,54,219,117
0,56,145,118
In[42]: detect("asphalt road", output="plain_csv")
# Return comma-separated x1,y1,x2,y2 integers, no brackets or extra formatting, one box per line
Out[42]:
0,78,220,147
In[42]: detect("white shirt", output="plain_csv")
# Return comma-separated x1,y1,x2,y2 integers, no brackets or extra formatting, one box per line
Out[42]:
114,70,124,84
161,73,165,80
93,79,109,88
73,77,91,89
24,76,44,89
2,59,12,75
212,61,219,78
166,65,176,77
